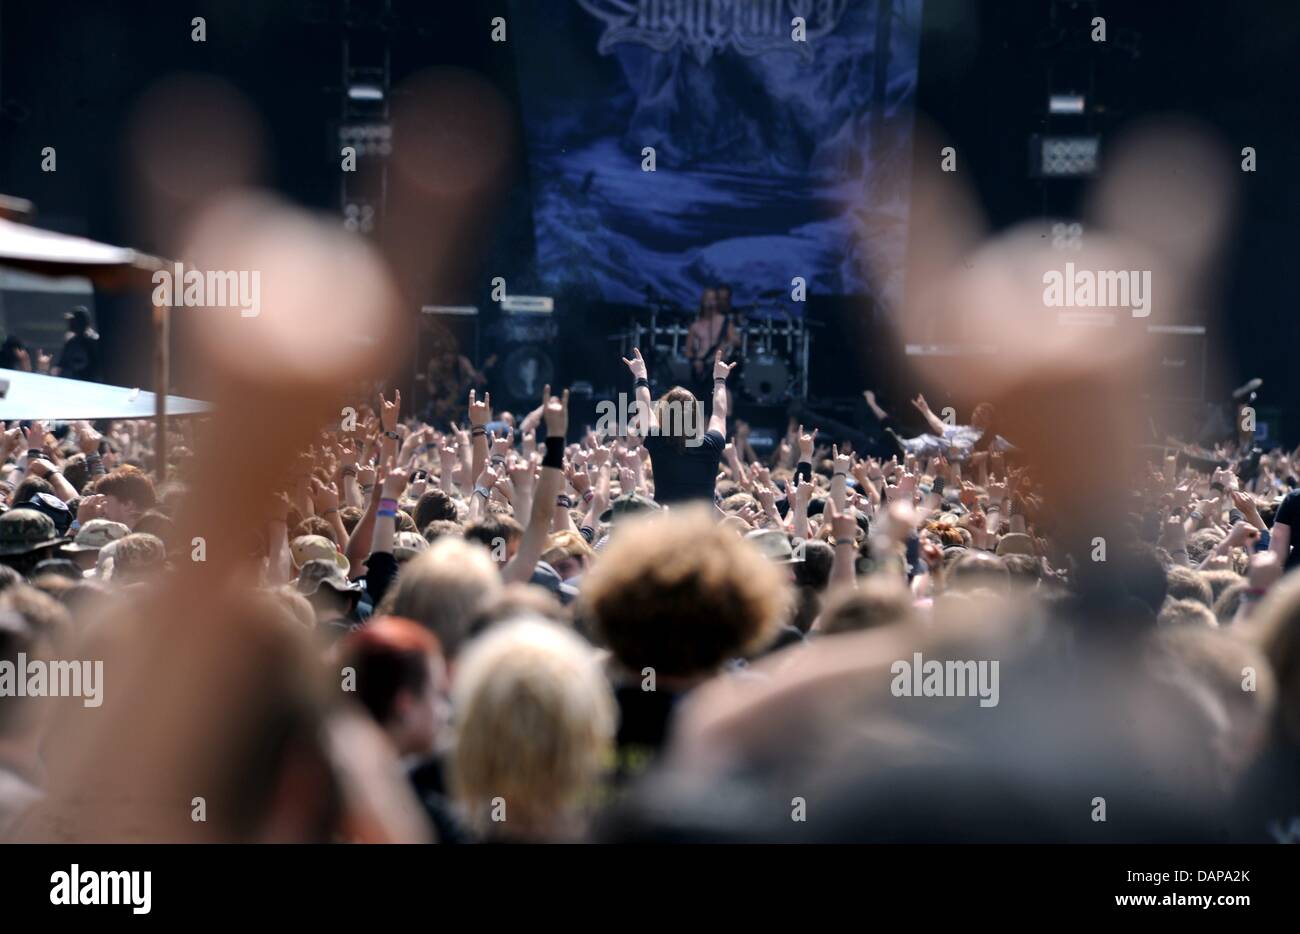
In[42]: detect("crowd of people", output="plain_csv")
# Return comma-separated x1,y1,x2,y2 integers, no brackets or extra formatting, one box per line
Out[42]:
2,342,1299,843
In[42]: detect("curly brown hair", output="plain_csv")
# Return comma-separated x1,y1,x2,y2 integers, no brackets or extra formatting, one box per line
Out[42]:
579,506,790,677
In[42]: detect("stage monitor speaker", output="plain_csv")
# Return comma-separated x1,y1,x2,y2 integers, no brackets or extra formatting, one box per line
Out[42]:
1142,324,1207,402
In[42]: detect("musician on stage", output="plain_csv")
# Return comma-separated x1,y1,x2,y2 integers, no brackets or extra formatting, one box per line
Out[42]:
684,287,739,394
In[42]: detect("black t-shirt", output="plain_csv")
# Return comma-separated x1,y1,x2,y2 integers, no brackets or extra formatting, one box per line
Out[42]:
58,334,100,381
1274,489,1300,569
644,429,725,506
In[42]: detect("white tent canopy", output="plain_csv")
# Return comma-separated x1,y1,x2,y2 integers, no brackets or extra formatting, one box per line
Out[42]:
0,368,209,421
0,217,161,285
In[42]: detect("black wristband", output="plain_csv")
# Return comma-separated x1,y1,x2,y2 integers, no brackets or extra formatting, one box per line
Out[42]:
633,377,650,390
542,436,565,469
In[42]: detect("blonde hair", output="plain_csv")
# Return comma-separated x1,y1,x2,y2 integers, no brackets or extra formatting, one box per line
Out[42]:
541,529,593,568
380,537,502,657
451,618,614,840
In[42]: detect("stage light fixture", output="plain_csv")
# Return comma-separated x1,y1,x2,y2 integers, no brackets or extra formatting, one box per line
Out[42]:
1048,93,1085,114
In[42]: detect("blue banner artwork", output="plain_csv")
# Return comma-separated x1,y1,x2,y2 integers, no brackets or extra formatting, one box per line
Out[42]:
510,0,923,311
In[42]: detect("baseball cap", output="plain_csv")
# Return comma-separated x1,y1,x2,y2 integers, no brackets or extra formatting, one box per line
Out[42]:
598,492,661,524
290,534,349,573
17,493,73,536
392,530,428,562
61,518,131,554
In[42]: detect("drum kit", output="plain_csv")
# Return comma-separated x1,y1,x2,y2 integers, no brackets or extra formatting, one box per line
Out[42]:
616,289,811,404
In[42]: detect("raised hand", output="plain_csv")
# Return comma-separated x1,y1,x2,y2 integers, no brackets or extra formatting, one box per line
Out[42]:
78,493,109,523
564,463,589,497
798,424,815,462
468,388,492,428
621,347,648,380
712,350,737,381
491,427,513,459
311,478,341,513
825,498,858,542
794,474,813,510
379,389,401,432
832,444,851,475
542,384,569,438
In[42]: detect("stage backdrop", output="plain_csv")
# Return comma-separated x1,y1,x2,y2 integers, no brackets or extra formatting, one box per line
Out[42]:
509,0,922,312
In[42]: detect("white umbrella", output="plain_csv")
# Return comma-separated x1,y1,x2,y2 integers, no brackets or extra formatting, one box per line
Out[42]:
0,367,209,421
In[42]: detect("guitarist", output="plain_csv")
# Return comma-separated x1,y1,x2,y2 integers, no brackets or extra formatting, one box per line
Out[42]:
684,286,739,394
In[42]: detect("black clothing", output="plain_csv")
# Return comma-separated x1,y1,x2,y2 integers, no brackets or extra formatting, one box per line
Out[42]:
409,757,469,844
644,428,725,506
1274,489,1300,570
612,683,685,784
365,550,399,608
58,333,101,381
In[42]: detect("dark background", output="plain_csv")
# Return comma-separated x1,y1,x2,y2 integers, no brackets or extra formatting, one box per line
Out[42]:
1,0,1297,439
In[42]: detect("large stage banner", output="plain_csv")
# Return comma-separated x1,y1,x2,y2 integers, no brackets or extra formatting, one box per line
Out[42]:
510,0,923,310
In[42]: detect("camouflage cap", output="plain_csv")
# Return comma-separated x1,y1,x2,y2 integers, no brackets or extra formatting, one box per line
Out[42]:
61,518,132,554
0,508,65,556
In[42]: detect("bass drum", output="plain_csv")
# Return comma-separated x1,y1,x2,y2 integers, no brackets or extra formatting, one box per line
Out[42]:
741,353,790,404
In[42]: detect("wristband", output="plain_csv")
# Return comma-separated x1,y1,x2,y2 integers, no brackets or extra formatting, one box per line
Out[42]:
490,455,506,466
582,489,595,504
384,430,400,441
835,538,854,547
377,509,398,519
471,426,487,437
378,498,398,511
633,377,650,390
342,466,358,477
360,484,375,495
473,485,492,500
713,377,726,384
27,449,43,461
542,436,565,469
556,494,574,509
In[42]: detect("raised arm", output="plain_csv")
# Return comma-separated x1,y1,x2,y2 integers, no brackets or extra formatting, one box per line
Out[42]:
504,385,568,585
708,350,737,438
467,388,492,487
911,394,948,436
621,347,657,435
